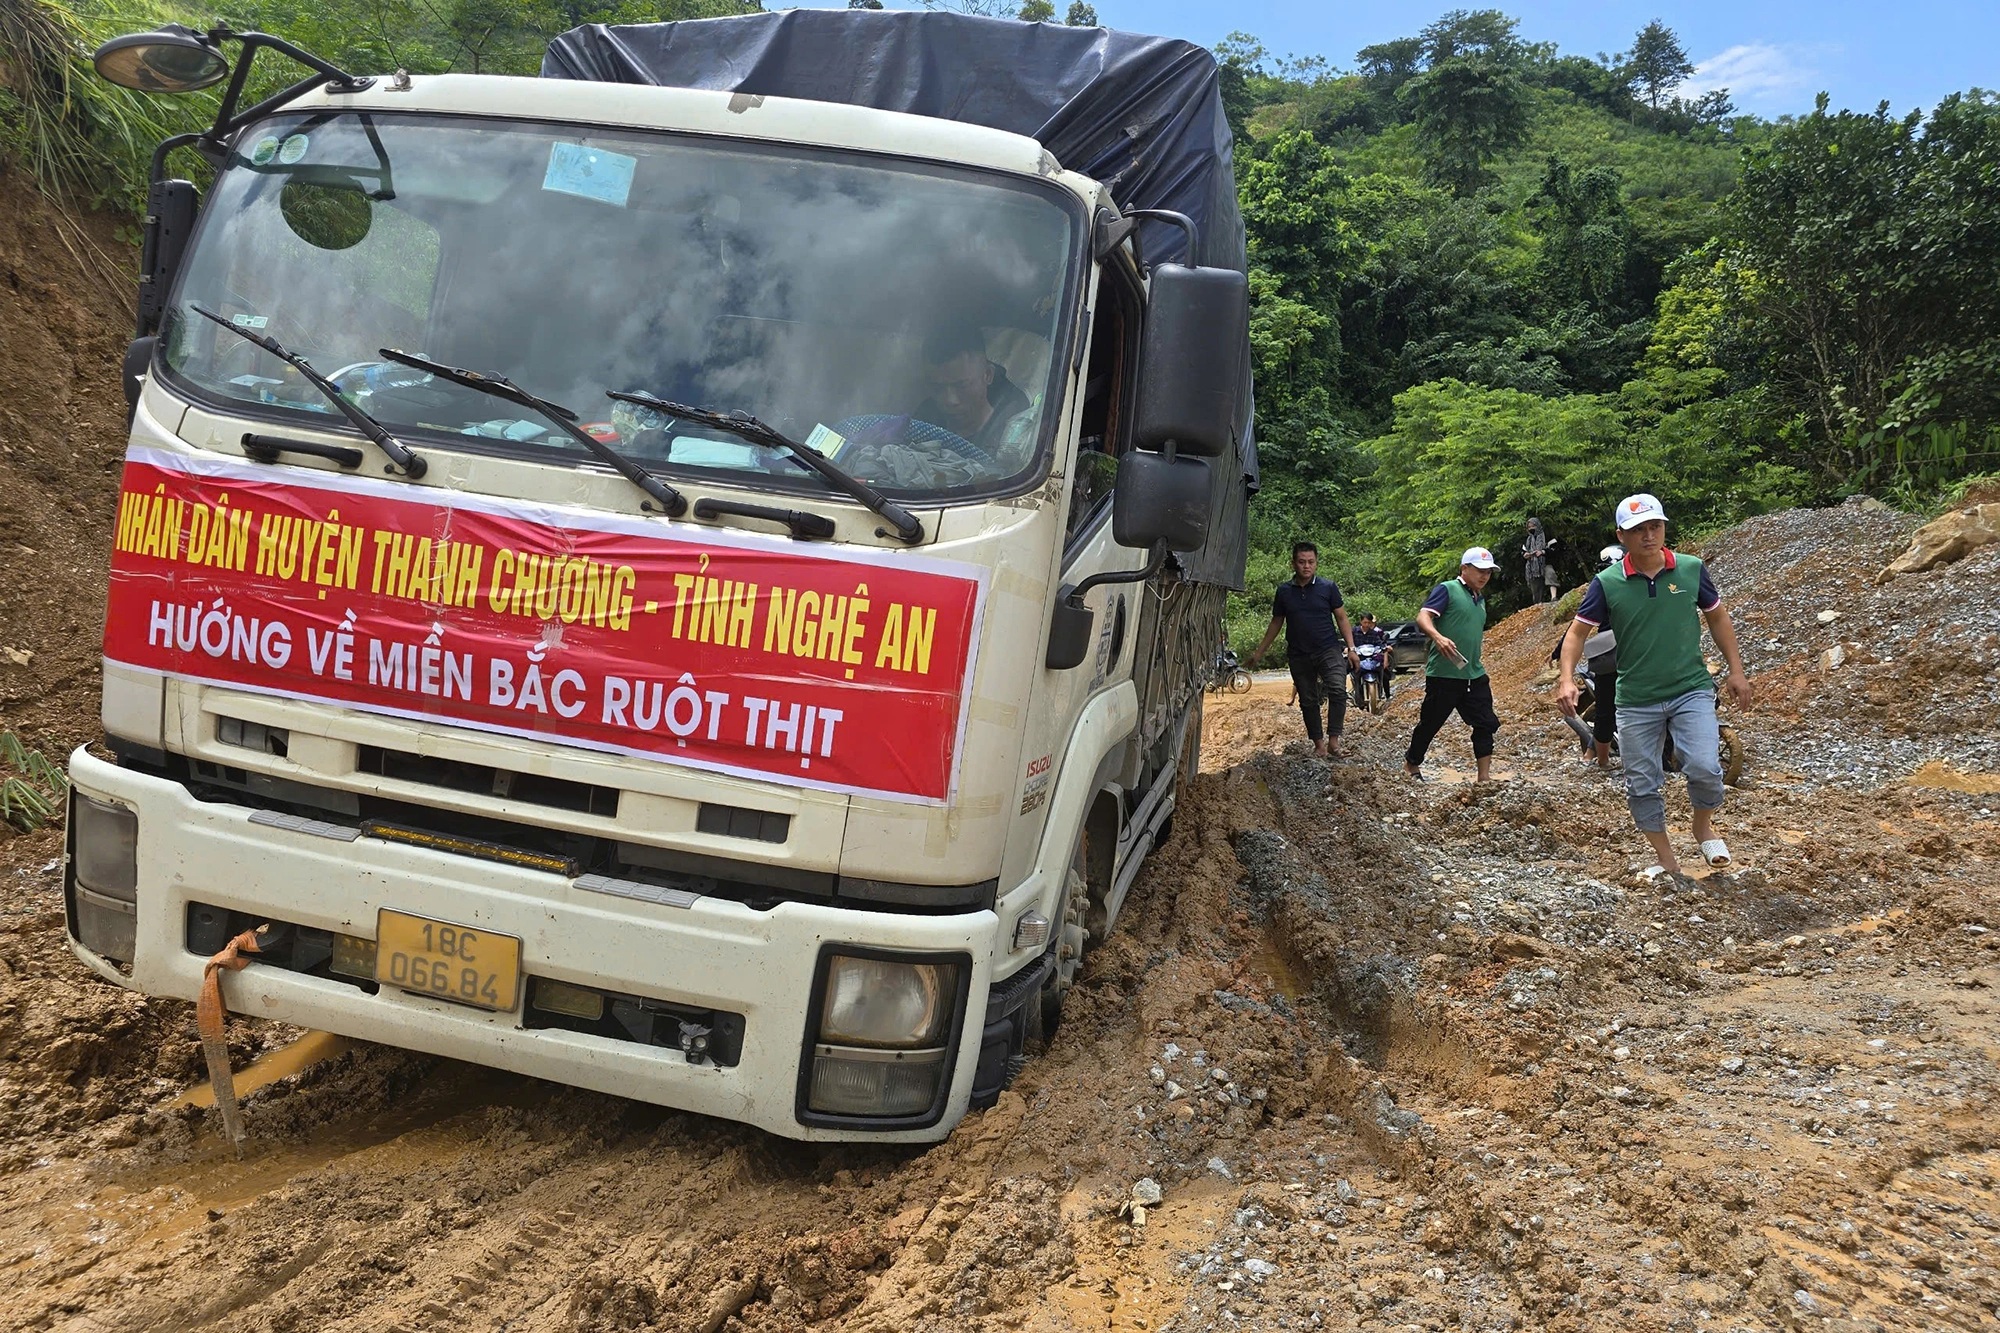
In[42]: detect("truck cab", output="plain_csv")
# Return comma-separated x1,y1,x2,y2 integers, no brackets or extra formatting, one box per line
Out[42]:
67,13,1251,1142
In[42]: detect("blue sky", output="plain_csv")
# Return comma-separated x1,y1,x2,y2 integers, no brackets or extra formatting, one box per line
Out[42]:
792,3,1997,119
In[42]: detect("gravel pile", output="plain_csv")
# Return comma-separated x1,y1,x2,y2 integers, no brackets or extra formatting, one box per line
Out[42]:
1697,497,2000,784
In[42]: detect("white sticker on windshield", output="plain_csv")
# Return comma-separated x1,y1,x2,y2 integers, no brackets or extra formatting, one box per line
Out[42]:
277,134,310,165
249,136,282,166
803,423,848,460
231,313,270,329
543,143,635,207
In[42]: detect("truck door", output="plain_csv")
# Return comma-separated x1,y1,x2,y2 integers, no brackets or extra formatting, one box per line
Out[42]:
999,255,1146,898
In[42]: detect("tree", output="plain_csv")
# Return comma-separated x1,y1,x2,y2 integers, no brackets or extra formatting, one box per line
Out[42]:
1238,131,1354,307
921,0,1014,16
1528,154,1630,313
1064,1,1096,25
427,0,559,75
1719,92,2000,480
1356,37,1424,91
1401,54,1529,195
1676,88,1735,127
1358,378,1796,602
1537,53,1635,117
1213,32,1267,147
1359,380,1630,595
1624,20,1694,112
1017,0,1053,20
849,0,884,8
1417,9,1522,64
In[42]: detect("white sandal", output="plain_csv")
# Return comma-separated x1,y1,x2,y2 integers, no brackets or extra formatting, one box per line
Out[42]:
1700,839,1732,868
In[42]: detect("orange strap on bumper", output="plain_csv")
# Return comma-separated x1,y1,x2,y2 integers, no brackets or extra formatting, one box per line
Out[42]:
198,927,264,1153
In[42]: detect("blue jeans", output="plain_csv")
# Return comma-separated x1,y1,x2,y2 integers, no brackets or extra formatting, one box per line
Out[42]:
1617,688,1725,834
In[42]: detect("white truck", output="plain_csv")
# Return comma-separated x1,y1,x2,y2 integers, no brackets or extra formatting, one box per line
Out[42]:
67,10,1254,1141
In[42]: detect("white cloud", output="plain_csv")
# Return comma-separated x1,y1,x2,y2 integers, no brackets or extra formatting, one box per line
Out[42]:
1684,43,1821,111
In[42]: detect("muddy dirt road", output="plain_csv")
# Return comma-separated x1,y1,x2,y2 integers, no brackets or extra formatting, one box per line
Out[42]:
6,630,2000,1332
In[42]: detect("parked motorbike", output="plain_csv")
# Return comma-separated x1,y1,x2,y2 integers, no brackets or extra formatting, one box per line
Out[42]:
1208,648,1252,695
1352,642,1389,714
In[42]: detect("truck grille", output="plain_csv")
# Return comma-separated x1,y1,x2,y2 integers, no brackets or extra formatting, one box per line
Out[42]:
356,745,620,816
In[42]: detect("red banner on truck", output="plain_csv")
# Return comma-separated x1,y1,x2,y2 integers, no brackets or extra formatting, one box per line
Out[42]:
104,446,985,803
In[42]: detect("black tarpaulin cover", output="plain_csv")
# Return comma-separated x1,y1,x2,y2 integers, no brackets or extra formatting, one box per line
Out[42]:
543,9,1255,588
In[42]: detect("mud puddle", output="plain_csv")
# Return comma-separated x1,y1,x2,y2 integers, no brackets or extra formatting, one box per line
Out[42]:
170,1030,357,1109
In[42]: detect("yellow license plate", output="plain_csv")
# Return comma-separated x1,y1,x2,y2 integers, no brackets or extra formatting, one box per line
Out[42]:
375,909,522,1012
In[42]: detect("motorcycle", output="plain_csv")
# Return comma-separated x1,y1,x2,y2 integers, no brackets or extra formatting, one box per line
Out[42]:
1352,642,1389,714
1208,647,1253,695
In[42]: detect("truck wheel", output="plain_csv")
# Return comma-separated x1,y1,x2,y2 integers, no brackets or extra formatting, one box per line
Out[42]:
1038,843,1090,1038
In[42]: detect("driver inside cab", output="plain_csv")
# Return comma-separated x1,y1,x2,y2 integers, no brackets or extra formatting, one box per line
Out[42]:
916,326,1034,465
828,324,1039,489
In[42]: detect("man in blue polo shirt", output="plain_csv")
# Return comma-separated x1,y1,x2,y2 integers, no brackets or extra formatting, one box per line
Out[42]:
1248,541,1361,758
1556,493,1752,878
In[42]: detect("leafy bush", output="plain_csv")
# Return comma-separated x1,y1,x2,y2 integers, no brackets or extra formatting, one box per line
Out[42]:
0,0,216,208
1,732,66,833
1355,376,1806,607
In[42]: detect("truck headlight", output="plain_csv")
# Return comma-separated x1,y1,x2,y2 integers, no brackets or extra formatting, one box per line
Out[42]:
69,794,139,963
817,955,954,1047
808,1046,948,1117
805,952,964,1121
73,795,138,900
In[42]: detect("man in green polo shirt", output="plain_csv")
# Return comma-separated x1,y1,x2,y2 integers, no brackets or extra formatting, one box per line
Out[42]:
1556,493,1752,877
1404,547,1502,782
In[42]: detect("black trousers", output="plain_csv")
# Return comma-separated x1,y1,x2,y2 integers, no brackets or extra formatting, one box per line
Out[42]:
1288,647,1348,743
1589,667,1617,745
1405,674,1499,766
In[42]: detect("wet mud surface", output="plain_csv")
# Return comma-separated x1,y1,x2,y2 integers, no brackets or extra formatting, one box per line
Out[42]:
5,637,1998,1331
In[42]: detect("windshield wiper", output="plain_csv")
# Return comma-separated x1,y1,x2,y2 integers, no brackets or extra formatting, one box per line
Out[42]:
190,305,426,478
607,391,923,545
379,350,686,517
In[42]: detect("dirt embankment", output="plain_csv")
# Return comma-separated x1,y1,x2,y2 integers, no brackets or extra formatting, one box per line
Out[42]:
0,173,132,754
2,183,1999,1333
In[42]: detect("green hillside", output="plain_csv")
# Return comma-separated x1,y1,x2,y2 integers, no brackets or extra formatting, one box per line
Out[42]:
1220,12,2000,638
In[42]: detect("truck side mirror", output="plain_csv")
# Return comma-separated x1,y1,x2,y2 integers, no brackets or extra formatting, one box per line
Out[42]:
137,178,198,337
1112,449,1211,552
1132,263,1249,458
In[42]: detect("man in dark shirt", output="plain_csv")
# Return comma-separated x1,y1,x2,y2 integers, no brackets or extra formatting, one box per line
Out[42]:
1248,541,1361,758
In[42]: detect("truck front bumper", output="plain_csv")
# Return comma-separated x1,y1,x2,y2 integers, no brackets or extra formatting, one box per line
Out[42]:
63,748,1004,1142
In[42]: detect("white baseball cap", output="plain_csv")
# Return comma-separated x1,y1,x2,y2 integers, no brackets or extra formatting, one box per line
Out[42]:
1615,493,1668,530
1460,546,1498,570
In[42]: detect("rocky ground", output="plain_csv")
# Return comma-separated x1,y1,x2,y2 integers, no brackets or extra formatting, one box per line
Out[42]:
2,176,1998,1333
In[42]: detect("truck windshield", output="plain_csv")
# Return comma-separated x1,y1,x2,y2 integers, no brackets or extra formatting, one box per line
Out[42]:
161,111,1081,498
